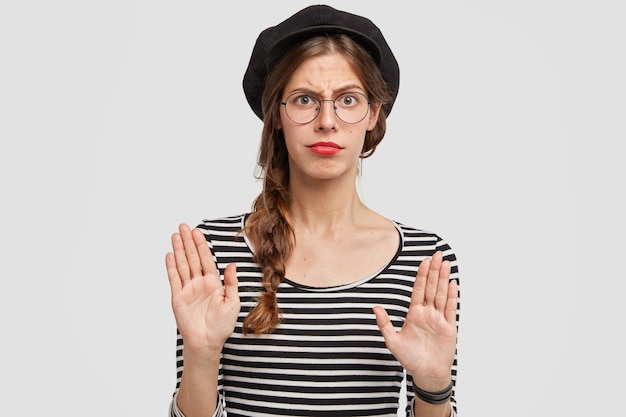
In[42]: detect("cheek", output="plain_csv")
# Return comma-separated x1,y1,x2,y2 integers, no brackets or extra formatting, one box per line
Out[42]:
281,127,299,153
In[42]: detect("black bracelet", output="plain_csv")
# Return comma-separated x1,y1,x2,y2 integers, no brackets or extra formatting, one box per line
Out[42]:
413,381,454,405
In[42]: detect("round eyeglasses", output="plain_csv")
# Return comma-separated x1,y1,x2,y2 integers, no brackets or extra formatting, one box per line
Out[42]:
280,92,371,124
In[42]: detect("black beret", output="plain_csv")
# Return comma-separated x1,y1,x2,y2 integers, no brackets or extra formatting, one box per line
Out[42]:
242,4,400,120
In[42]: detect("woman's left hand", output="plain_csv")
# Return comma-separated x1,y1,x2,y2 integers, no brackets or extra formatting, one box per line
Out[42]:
373,251,458,391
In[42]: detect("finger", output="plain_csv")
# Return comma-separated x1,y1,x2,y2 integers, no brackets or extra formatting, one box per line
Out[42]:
179,224,203,278
165,252,182,295
424,251,443,306
434,259,451,312
192,228,218,277
411,257,430,307
223,263,240,302
171,232,191,284
373,306,398,347
445,279,459,326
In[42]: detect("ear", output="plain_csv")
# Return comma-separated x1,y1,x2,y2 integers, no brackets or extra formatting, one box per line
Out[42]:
366,102,382,131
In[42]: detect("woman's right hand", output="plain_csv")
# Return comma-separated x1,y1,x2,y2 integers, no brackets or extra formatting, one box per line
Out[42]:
165,223,240,354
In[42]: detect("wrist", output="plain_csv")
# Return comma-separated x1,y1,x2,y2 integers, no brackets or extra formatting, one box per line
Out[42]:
182,345,223,366
409,371,452,392
411,372,452,391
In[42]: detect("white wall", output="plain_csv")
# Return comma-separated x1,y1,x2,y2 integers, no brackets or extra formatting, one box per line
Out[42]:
1,1,623,415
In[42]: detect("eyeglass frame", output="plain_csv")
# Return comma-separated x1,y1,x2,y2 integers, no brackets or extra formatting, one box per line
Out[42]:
279,91,372,125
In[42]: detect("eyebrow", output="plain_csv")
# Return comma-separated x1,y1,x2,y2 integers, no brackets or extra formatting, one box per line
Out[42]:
285,83,366,97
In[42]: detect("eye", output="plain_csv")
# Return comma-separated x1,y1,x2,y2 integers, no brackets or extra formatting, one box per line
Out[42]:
337,93,360,107
292,94,318,107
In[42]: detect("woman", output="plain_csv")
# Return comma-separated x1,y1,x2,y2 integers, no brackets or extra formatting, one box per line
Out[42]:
166,5,459,417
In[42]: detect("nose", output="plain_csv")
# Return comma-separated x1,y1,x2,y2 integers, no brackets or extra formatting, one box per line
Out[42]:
315,99,338,129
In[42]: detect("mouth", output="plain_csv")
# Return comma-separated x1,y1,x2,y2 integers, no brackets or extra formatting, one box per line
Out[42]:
309,142,342,155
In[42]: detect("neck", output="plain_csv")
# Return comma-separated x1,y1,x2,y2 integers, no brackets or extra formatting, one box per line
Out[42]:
289,175,367,233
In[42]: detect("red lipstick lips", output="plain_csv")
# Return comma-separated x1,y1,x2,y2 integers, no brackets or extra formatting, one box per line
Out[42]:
309,142,342,155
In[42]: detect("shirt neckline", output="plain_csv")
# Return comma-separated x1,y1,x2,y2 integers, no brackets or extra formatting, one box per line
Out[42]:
240,213,404,292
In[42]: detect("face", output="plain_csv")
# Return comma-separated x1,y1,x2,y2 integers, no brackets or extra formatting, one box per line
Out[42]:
277,53,381,183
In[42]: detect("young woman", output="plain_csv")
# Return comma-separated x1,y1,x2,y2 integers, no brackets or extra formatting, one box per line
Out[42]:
166,5,460,417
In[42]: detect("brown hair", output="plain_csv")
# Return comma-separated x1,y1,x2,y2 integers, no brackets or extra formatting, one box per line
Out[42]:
242,34,392,335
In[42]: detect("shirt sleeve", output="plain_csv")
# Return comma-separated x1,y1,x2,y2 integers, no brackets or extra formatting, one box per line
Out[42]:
168,391,225,417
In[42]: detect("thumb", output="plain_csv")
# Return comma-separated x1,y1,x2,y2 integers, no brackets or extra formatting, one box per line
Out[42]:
373,305,397,345
223,263,240,301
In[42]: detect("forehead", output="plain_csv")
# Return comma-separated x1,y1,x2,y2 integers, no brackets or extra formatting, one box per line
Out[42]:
284,53,365,92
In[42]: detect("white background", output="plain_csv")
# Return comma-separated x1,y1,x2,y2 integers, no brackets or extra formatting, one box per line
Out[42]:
1,1,624,415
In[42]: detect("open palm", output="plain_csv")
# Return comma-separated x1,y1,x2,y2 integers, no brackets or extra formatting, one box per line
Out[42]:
165,224,240,353
374,251,458,389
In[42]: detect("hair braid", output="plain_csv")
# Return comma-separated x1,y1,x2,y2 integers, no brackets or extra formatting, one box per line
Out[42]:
242,158,294,335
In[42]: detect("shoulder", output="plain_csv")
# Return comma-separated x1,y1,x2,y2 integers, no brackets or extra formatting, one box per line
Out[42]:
393,220,450,247
195,213,249,242
195,213,254,271
393,220,459,268
197,213,248,231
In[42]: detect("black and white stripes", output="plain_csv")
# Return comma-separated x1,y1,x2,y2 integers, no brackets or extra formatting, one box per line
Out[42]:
170,214,459,417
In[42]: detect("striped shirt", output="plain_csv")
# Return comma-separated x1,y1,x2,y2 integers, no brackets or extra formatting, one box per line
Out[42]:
169,214,459,417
